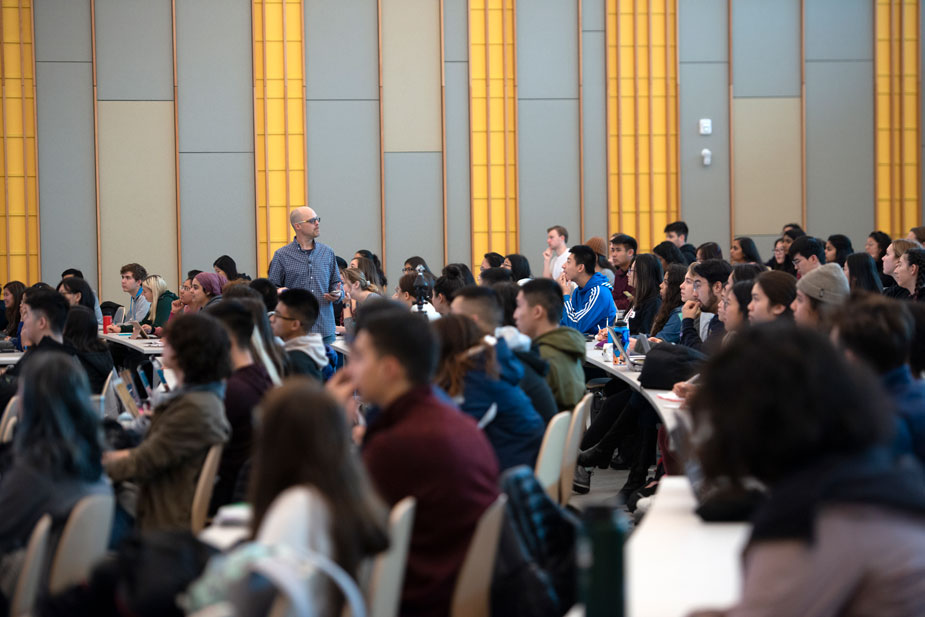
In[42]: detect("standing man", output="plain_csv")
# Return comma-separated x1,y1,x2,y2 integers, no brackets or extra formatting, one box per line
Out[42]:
542,225,570,280
267,207,342,344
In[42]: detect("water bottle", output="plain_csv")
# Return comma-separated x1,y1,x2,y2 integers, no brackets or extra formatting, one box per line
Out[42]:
612,319,630,364
577,504,629,617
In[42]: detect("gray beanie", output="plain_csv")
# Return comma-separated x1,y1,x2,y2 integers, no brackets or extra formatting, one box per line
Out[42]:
796,263,850,304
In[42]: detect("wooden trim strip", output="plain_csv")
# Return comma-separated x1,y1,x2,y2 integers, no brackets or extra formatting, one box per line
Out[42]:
647,1,655,249
483,1,492,255
889,0,897,231
501,0,509,254
0,6,12,283
917,0,922,226
28,1,40,281
511,0,520,252
799,0,806,230
631,0,640,243
261,0,272,269
171,0,182,287
440,0,448,264
377,0,386,269
17,0,30,281
299,0,307,210
727,0,735,243
466,0,475,267
898,0,906,232
874,0,880,231
577,0,585,241
603,0,612,236
90,0,101,292
282,0,292,221
614,0,623,234
664,0,672,222
671,0,680,221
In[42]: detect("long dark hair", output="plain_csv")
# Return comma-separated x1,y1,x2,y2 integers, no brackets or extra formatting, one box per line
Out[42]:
650,264,686,336
3,280,24,337
827,234,854,267
355,249,387,288
631,254,663,308
729,280,754,322
64,306,110,354
434,264,469,304
15,352,104,482
652,241,685,267
213,255,242,281
754,271,796,321
733,237,762,263
906,248,925,299
446,263,476,286
350,256,383,293
432,313,497,398
696,242,723,261
869,231,892,269
844,252,883,294
249,379,389,592
57,277,97,315
504,254,532,280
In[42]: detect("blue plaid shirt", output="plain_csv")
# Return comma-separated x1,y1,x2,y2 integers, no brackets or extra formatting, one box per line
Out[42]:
267,238,342,338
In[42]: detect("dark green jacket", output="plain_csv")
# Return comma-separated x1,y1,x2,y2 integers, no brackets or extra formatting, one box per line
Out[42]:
534,326,587,410
119,290,178,333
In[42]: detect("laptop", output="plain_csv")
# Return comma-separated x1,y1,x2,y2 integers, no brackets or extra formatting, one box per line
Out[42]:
608,327,645,371
633,334,652,355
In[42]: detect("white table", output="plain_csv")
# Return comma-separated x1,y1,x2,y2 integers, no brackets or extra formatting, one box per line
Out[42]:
100,332,164,355
330,336,350,357
0,352,22,366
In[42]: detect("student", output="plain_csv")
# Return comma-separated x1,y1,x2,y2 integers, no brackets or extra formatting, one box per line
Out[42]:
832,294,925,465
652,240,686,274
781,222,803,234
514,279,587,411
191,272,226,309
893,248,925,301
908,226,925,245
720,280,753,344
402,255,431,277
502,253,533,284
586,236,616,285
1,281,24,350
349,256,384,292
433,264,470,315
354,248,388,288
680,259,732,352
478,267,514,286
480,252,505,271
0,353,111,604
328,310,499,617
393,271,440,320
542,225,570,280
688,325,925,617
788,235,826,278
866,230,895,288
625,254,662,334
248,277,279,312
271,288,328,380
730,237,762,265
649,263,687,343
204,300,273,514
609,233,637,311
825,234,854,268
696,242,723,262
58,277,99,318
559,245,617,335
103,313,231,531
213,255,247,282
664,220,696,263
748,270,797,323
63,305,114,394
109,274,177,334
118,263,151,323
451,285,558,422
61,268,104,324
338,267,382,335
882,239,922,299
766,237,797,276
433,314,544,471
246,380,389,616
843,252,884,294
791,263,850,329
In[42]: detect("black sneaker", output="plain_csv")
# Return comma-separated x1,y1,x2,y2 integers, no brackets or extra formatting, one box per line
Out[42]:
572,466,592,494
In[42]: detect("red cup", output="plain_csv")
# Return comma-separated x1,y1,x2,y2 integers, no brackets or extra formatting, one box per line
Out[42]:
103,315,112,330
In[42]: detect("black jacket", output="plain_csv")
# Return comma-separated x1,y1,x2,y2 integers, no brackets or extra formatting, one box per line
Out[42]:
513,349,559,423
680,314,725,354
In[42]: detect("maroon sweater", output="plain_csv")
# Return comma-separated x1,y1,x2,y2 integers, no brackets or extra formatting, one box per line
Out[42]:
612,267,635,311
363,385,499,617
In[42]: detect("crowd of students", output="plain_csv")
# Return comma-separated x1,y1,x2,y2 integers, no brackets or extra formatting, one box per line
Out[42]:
0,216,923,616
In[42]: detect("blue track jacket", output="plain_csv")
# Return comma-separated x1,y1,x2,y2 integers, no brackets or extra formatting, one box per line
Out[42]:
560,272,617,335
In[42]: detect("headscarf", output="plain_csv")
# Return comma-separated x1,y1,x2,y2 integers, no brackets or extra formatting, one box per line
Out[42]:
195,272,228,297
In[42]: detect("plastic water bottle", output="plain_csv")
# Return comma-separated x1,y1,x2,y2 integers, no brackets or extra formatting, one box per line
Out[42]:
612,319,630,363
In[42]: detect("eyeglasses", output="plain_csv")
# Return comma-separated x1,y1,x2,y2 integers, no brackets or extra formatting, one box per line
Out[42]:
268,311,297,322
296,217,321,225
180,285,191,292
402,266,414,273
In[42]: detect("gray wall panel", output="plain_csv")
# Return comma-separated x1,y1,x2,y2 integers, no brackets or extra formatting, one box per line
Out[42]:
176,0,253,153
445,62,471,266
806,61,874,247
582,0,604,32
36,62,97,283
384,153,444,284
34,0,91,62
179,153,256,277
517,0,579,100
305,0,379,100
732,0,800,98
582,31,607,236
95,0,173,101
518,100,581,275
805,0,872,61
679,62,730,252
306,101,381,262
444,0,469,62
678,0,727,63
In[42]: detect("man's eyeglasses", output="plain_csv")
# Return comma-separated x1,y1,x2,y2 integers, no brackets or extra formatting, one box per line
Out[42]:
268,311,298,321
296,217,321,225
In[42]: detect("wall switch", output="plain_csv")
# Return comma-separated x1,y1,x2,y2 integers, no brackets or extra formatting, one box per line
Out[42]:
699,118,712,135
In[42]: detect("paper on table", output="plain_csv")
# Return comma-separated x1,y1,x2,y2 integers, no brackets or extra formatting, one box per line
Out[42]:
657,392,684,403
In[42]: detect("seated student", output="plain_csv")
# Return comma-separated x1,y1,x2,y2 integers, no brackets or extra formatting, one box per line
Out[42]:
213,254,248,282
480,252,505,272
559,244,617,335
191,272,226,310
893,248,925,302
58,276,99,318
843,252,884,294
825,234,854,268
680,259,732,352
118,263,151,324
109,275,177,335
432,264,469,315
719,280,753,345
61,268,104,324
0,353,111,605
766,237,798,276
168,273,201,319
625,254,662,334
349,255,384,291
337,267,382,335
730,236,762,265
354,248,388,288
515,278,587,411
450,285,558,422
664,220,697,264
222,288,287,384
831,294,925,466
649,263,687,343
502,253,533,284
696,242,723,262
271,288,327,380
103,313,231,531
402,255,432,276
433,314,544,471
867,230,895,288
1,281,24,350
789,235,826,278
586,236,617,286
479,266,514,286
652,240,686,274
328,310,499,617
248,277,278,312
206,301,273,513
748,270,797,324
0,289,78,409
64,305,114,394
688,325,925,617
881,239,921,298
609,233,637,311
791,263,850,329
393,271,440,319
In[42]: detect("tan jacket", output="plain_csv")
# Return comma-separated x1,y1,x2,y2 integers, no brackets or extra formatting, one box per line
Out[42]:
106,390,230,531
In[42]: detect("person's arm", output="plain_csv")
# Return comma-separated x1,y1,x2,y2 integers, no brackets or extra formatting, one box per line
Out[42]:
652,309,682,344
323,252,343,302
267,254,284,287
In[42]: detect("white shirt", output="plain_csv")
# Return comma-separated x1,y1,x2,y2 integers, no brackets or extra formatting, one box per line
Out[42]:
550,248,569,280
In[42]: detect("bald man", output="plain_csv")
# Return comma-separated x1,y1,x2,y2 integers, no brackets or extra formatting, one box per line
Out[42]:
267,207,343,343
